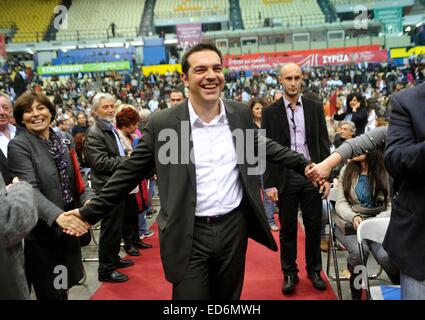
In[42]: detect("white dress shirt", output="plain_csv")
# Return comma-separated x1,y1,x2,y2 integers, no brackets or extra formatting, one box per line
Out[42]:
0,124,16,157
188,99,243,217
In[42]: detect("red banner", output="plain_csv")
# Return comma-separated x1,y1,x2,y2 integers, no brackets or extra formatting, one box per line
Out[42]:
224,45,388,71
0,34,6,60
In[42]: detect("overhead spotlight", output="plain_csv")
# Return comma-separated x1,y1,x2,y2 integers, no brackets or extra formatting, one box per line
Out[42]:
416,21,423,28
405,26,411,32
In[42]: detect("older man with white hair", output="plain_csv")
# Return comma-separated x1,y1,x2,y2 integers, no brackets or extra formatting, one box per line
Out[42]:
0,92,16,184
84,93,134,283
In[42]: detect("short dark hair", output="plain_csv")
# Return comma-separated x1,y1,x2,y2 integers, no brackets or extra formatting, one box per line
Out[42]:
181,43,223,76
346,93,366,111
116,106,140,129
56,119,68,126
14,92,56,126
170,88,185,98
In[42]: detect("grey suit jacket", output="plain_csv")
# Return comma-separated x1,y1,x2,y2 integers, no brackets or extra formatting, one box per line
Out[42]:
8,129,93,241
0,173,37,299
80,100,309,283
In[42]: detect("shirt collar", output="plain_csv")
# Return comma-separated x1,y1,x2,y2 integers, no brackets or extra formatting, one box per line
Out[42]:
0,124,16,138
188,98,226,127
283,95,303,110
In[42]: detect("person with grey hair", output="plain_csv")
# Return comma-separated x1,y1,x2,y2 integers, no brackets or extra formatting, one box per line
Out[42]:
334,120,356,149
0,92,17,184
84,93,134,283
138,108,151,132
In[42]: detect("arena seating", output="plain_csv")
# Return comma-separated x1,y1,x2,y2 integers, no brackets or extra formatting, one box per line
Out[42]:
0,0,60,43
330,0,376,5
154,0,229,20
55,0,145,41
241,0,326,29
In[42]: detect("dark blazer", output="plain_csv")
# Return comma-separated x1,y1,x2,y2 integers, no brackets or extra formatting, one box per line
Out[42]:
8,129,93,241
384,82,425,280
84,117,128,193
0,150,12,185
261,95,330,192
8,128,93,297
80,100,309,283
333,107,368,135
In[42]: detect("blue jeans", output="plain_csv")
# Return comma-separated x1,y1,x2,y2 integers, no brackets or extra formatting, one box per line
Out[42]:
148,178,155,203
138,212,147,236
263,192,276,226
401,272,425,300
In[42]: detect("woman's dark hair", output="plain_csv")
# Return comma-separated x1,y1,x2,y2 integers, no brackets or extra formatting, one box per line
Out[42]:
346,93,366,113
342,149,389,209
248,97,266,112
116,107,140,129
14,92,56,126
73,132,87,167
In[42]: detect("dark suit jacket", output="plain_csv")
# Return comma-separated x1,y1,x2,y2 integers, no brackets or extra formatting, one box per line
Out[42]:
384,82,425,280
84,117,128,193
0,150,12,185
80,99,309,283
261,96,330,192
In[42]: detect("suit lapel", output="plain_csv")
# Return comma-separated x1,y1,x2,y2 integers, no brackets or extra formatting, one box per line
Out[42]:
275,98,290,143
224,100,248,181
175,102,196,194
0,149,12,184
302,97,312,146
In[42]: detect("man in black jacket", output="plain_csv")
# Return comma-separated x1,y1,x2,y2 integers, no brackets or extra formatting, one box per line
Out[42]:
262,63,330,295
69,44,312,300
84,93,134,283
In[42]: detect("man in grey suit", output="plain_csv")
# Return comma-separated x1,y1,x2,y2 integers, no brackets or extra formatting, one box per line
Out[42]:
71,43,312,299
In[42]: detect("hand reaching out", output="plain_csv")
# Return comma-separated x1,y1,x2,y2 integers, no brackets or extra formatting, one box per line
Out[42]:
306,161,332,183
265,187,278,201
56,209,91,237
319,181,331,199
5,177,20,192
352,216,363,230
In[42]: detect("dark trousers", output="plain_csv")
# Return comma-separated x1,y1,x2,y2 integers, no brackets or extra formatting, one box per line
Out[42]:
122,194,140,246
172,208,248,300
278,170,322,276
98,200,125,276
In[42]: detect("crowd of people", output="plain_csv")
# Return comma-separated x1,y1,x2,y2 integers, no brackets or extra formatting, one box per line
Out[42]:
0,44,424,300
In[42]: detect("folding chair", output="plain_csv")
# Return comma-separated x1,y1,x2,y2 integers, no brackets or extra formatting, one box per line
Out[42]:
325,187,383,300
324,197,343,300
357,217,398,300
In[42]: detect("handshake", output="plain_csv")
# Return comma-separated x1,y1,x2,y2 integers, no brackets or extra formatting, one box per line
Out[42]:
55,204,91,237
304,162,332,199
